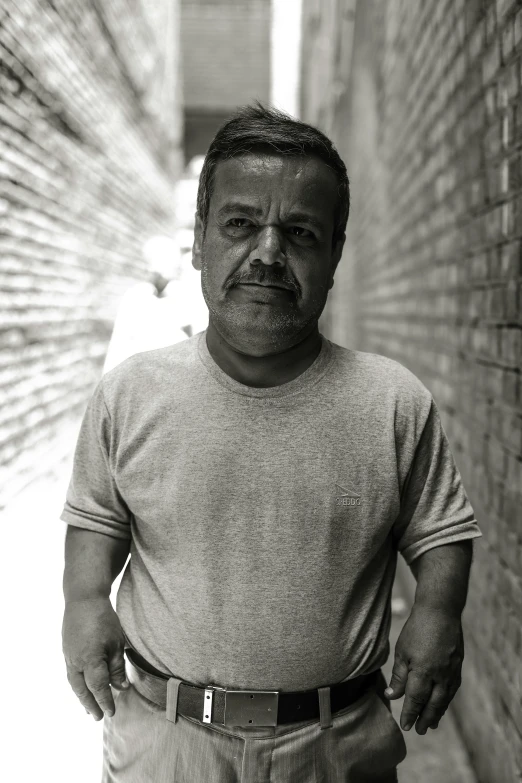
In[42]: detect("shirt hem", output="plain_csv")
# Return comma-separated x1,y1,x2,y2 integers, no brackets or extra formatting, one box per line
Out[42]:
60,509,131,540
401,526,482,565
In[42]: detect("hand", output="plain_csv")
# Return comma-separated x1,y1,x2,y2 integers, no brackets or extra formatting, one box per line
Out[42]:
62,597,130,721
384,602,464,734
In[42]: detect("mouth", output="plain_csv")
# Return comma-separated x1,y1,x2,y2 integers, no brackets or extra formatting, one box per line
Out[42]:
238,283,294,293
238,283,294,292
230,282,296,304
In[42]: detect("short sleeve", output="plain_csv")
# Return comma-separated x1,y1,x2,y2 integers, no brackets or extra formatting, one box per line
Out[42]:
60,379,132,539
393,396,482,565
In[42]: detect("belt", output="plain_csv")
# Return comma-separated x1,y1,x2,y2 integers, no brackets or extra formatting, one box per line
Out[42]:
124,647,382,728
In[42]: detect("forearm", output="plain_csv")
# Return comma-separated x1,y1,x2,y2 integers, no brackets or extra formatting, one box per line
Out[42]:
63,526,130,603
409,540,473,618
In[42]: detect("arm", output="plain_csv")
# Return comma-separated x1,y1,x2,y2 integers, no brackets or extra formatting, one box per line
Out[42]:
62,527,131,721
63,525,130,602
385,540,474,735
409,539,473,617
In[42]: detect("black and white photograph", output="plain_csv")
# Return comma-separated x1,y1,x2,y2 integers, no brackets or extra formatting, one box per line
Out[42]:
1,1,521,781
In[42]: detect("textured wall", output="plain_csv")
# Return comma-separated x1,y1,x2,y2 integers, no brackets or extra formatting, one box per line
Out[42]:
180,0,271,157
0,0,182,508
181,0,271,111
301,1,522,781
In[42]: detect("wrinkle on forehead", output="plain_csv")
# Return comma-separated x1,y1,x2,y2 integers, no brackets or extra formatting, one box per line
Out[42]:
230,152,317,180
211,152,339,232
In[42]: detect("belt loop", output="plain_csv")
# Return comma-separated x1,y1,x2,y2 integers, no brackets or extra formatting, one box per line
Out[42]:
166,677,182,723
318,686,332,729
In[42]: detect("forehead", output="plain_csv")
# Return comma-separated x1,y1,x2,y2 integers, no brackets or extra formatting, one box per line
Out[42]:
210,152,339,219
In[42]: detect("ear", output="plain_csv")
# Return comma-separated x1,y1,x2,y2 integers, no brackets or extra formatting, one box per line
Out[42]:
328,233,346,290
192,214,204,271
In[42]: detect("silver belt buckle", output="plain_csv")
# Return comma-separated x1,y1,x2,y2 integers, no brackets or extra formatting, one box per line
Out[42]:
224,689,279,727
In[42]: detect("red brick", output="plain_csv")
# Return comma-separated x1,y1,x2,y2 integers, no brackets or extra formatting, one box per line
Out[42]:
497,0,518,22
501,326,522,364
489,246,503,279
502,200,515,237
503,368,520,405
515,9,522,47
506,58,521,100
485,83,498,119
469,17,486,60
485,118,503,157
483,40,502,83
489,285,503,317
508,153,522,189
500,240,522,277
486,5,498,43
505,279,520,319
502,17,515,60
501,412,522,455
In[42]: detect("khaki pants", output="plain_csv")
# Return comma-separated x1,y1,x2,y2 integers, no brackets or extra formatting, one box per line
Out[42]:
102,662,407,782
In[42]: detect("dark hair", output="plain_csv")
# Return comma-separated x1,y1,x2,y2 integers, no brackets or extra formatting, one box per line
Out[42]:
196,102,350,246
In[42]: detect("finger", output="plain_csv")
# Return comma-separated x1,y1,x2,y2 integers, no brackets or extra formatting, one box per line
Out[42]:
108,648,129,691
84,662,115,718
385,655,409,699
414,683,449,734
400,670,433,731
67,668,105,720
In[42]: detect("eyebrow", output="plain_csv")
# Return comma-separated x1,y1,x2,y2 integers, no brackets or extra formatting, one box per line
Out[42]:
217,203,263,219
285,212,324,230
216,203,325,230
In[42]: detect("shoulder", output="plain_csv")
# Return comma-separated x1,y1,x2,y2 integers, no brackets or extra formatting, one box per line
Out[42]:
330,341,430,395
100,332,200,411
328,340,433,427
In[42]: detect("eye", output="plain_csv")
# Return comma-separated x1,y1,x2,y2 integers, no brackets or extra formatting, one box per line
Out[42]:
227,218,253,228
289,226,314,238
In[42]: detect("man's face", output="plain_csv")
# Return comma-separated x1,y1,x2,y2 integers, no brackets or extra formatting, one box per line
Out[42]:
193,151,345,354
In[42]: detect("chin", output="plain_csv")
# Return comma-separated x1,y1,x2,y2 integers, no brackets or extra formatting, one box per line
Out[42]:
219,313,314,353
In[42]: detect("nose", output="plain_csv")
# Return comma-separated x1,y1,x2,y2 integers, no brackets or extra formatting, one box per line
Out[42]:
248,225,286,268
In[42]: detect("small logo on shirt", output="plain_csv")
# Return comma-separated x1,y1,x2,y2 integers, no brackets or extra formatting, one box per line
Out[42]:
335,483,362,506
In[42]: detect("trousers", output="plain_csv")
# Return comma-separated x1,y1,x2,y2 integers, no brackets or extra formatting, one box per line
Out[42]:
101,659,407,783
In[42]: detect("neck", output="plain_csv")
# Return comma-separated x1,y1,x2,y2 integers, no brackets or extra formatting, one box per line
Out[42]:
205,321,323,388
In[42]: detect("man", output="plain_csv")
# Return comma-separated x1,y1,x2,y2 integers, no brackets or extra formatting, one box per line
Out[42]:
102,236,198,375
61,104,482,782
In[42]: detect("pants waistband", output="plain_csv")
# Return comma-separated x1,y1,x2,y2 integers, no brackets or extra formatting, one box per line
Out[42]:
123,647,385,730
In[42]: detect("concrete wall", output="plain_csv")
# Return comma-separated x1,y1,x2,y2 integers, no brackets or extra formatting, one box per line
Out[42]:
0,0,183,508
301,1,522,781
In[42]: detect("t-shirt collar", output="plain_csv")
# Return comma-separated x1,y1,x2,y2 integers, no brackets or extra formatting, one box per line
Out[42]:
196,329,333,399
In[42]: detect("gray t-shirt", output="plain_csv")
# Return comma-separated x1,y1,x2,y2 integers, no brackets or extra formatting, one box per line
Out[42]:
60,330,482,691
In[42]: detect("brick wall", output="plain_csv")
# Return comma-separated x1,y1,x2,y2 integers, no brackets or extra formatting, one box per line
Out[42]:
181,0,271,111
301,1,522,781
0,0,183,509
181,0,271,157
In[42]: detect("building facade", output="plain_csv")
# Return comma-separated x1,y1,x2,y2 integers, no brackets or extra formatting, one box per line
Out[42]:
181,0,271,160
0,0,183,507
300,1,522,781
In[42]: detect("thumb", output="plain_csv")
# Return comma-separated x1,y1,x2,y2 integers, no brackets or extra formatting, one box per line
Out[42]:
108,649,129,690
384,656,409,699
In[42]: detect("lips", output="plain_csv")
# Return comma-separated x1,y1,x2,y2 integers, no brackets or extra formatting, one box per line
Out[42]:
230,282,295,304
239,282,293,292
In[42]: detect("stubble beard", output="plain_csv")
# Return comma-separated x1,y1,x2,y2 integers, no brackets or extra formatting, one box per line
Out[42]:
200,254,330,349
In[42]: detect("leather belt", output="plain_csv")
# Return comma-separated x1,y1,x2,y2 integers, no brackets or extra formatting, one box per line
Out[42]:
124,647,382,727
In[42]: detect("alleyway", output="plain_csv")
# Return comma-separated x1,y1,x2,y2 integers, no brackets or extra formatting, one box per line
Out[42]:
2,2,521,780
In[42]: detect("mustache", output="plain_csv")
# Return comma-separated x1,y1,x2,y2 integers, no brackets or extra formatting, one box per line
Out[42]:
228,270,299,294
